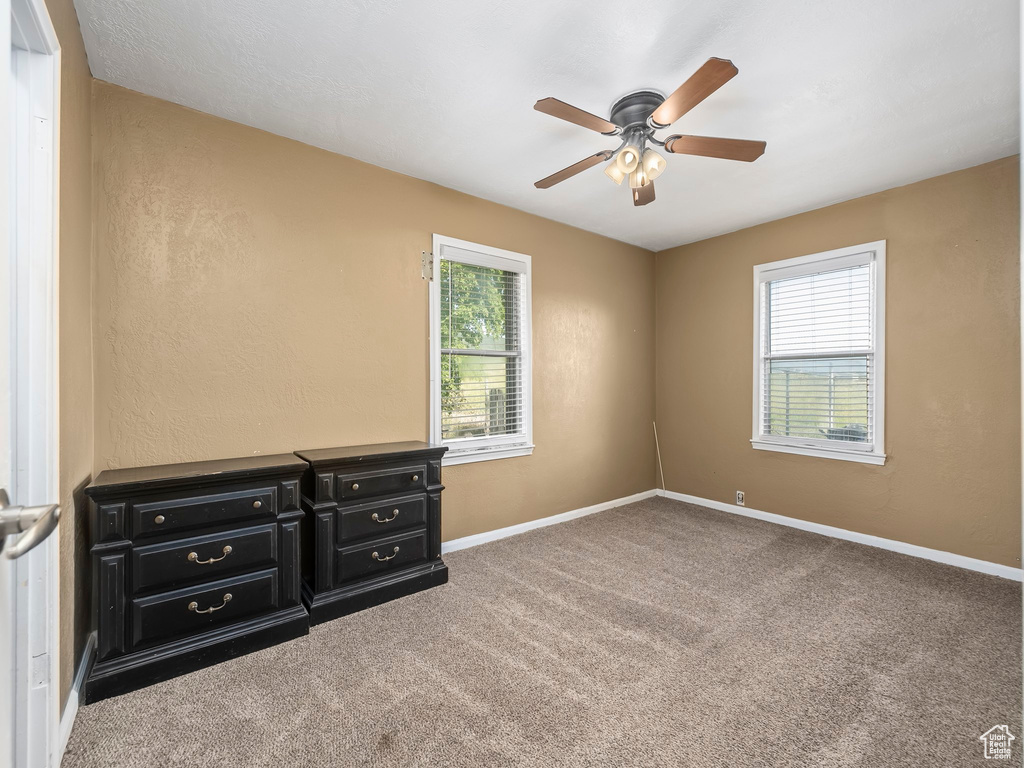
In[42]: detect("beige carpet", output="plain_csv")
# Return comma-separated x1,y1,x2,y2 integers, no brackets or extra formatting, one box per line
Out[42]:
64,497,1022,767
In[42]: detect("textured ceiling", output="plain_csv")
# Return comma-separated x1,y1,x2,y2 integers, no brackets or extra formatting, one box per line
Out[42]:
73,0,1020,251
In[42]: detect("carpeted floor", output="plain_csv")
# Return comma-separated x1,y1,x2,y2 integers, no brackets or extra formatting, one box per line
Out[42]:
63,497,1022,767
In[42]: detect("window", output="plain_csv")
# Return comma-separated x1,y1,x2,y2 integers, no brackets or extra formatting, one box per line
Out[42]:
752,241,886,465
430,235,533,465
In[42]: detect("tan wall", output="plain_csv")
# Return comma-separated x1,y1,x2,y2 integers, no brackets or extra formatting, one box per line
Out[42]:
91,81,657,543
655,156,1021,568
50,31,1021,718
43,0,94,710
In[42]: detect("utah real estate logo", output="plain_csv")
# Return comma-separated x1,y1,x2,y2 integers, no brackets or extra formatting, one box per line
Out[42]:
979,725,1015,760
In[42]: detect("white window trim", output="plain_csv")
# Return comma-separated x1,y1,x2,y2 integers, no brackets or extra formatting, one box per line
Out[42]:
429,234,534,466
752,240,886,466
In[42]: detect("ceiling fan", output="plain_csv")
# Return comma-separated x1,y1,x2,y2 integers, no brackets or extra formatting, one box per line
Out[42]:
533,58,766,206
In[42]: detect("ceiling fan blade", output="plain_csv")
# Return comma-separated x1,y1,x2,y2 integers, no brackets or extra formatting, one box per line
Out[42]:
534,152,611,189
649,58,738,128
632,181,655,206
665,134,766,162
534,98,620,135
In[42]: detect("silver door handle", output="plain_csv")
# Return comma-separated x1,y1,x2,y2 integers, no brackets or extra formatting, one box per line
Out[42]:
0,489,60,560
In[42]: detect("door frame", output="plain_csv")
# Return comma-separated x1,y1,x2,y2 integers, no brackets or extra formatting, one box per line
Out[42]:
4,0,61,765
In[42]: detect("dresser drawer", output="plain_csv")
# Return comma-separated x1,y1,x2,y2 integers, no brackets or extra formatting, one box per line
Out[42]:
335,464,427,501
133,486,275,537
336,530,427,584
131,524,278,594
337,494,426,544
132,569,279,649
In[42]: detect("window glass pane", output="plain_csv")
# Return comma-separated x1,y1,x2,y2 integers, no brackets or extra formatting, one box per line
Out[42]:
440,260,520,353
441,354,522,440
439,257,524,443
764,357,870,442
767,265,870,355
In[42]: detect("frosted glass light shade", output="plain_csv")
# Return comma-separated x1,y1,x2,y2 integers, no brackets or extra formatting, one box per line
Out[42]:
604,162,626,185
642,149,666,180
615,146,640,174
628,166,649,190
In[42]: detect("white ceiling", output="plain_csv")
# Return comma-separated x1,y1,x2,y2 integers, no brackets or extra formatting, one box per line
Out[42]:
73,0,1020,251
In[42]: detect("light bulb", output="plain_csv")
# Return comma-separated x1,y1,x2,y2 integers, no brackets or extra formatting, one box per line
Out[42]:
628,166,649,190
615,143,641,174
642,149,666,181
604,162,626,185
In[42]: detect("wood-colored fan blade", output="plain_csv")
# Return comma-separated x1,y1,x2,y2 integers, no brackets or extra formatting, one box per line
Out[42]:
632,181,655,206
534,98,619,134
534,152,611,189
665,134,766,162
649,58,738,128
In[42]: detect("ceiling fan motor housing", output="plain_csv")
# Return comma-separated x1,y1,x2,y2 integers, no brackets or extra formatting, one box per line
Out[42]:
608,90,665,131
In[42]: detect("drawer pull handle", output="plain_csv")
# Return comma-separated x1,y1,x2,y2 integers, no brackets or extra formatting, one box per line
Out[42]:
351,483,360,491
253,500,262,509
372,547,399,562
188,593,232,614
411,475,419,482
371,510,400,524
154,515,166,525
188,545,233,564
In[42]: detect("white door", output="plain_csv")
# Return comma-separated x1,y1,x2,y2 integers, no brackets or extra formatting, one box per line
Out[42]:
1,6,13,764
2,0,61,767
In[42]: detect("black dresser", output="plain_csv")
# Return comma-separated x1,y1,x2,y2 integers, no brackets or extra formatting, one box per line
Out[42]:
295,441,449,625
84,454,309,701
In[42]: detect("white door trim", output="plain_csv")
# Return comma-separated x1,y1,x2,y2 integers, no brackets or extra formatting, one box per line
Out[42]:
6,0,61,765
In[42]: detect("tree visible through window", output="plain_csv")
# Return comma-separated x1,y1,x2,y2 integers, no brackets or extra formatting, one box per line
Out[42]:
439,260,523,440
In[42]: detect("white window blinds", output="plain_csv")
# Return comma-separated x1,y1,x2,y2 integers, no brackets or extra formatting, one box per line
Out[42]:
753,243,885,464
439,260,524,440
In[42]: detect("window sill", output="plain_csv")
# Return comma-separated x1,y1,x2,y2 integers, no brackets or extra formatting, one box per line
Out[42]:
751,440,886,465
442,444,535,466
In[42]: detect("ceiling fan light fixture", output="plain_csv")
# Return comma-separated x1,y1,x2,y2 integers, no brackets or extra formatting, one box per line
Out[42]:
603,162,626,185
642,149,666,181
532,58,764,207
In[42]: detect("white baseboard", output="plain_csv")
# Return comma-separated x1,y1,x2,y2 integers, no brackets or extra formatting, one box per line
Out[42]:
440,486,1021,581
441,489,659,554
56,632,94,766
659,489,1023,582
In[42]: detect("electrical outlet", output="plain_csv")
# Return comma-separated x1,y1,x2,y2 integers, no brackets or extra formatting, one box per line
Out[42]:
736,491,745,506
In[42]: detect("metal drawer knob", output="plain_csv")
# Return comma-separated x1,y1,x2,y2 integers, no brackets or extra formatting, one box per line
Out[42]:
188,593,232,614
372,509,400,524
351,483,360,491
372,547,399,562
188,545,232,564
411,475,419,482
154,515,165,525
252,500,262,509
